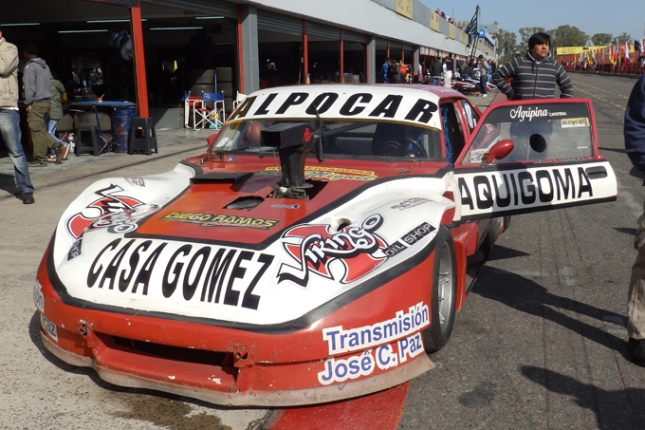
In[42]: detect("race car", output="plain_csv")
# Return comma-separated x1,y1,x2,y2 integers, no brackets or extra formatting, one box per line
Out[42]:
450,73,497,94
34,84,617,407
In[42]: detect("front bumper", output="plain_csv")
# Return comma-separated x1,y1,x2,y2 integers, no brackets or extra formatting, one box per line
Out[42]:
40,330,433,406
36,243,438,407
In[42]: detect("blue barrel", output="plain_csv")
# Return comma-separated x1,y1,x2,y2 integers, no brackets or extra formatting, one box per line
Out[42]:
112,107,136,153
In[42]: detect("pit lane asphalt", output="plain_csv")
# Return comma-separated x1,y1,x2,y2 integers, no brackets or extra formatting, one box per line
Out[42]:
400,73,645,430
1,76,641,429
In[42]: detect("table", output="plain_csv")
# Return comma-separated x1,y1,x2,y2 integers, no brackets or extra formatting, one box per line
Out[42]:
69,100,136,152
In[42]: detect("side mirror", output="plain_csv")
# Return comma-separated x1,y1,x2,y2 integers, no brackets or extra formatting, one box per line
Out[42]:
206,131,221,147
485,139,514,164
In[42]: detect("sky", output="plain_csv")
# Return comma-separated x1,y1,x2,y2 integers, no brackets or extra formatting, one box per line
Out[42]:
420,0,645,43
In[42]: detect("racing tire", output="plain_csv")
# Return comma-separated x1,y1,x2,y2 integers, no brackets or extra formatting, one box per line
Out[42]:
190,84,214,96
218,82,234,98
190,69,215,85
422,225,457,353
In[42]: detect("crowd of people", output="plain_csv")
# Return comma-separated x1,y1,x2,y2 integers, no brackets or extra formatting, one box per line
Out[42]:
380,55,498,93
434,8,458,26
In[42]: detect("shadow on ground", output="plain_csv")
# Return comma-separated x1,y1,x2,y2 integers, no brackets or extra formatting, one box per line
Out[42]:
521,365,645,430
472,262,627,355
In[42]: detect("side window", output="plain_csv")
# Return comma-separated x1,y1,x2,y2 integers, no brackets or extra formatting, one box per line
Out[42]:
440,103,466,165
459,99,479,132
459,102,595,165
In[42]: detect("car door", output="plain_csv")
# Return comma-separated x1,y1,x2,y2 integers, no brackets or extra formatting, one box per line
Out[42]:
452,98,617,220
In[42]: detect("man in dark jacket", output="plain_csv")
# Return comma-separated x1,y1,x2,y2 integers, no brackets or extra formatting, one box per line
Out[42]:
23,42,63,166
624,72,645,366
492,32,573,100
430,57,442,86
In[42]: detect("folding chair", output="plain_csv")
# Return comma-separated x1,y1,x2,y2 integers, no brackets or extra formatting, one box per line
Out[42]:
193,92,225,130
183,92,203,128
232,91,247,111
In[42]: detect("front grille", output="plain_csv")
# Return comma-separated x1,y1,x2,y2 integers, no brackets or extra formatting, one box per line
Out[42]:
109,335,235,368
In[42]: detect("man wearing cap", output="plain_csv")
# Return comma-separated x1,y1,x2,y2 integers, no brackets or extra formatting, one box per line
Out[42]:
0,27,35,204
23,42,64,167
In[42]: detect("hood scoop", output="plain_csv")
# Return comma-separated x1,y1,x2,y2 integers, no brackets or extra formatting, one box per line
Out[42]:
191,171,253,187
225,196,264,210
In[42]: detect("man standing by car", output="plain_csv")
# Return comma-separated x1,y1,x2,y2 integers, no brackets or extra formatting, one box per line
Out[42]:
493,32,573,157
624,71,645,366
430,57,442,86
477,55,488,97
0,27,35,204
23,42,63,166
492,32,573,100
382,58,389,84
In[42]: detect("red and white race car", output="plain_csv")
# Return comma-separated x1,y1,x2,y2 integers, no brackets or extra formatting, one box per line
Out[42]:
34,84,616,407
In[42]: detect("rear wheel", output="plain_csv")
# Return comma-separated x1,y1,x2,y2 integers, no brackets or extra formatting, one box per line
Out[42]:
422,226,457,353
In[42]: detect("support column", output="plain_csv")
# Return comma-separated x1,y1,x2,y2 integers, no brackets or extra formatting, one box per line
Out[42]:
238,5,259,94
367,36,376,84
130,0,148,117
303,21,309,84
413,47,420,82
339,30,344,84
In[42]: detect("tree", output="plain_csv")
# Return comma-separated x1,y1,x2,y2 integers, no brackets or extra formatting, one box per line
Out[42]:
614,32,632,44
547,25,589,49
497,29,517,61
591,33,613,46
518,27,545,48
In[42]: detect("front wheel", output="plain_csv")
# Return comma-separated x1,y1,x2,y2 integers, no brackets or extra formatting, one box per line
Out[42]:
422,226,457,353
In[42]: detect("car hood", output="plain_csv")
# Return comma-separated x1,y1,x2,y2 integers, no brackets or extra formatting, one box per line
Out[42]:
48,161,456,328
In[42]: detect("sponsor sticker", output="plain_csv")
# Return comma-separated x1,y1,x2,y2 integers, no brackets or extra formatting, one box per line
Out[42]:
322,302,430,355
468,149,489,164
561,117,590,128
262,166,377,182
125,177,145,187
317,332,425,385
160,212,280,230
228,91,440,129
457,166,594,214
215,137,233,149
87,238,274,310
68,237,83,261
509,106,567,122
382,222,436,258
33,281,44,313
271,204,300,209
278,214,388,287
390,197,431,211
278,216,434,287
66,184,145,239
40,314,58,342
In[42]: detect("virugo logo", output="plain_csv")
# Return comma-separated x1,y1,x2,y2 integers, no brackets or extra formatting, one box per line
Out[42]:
277,214,388,287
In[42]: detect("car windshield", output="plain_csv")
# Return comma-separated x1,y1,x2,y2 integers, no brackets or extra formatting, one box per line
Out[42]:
462,103,595,165
209,119,445,162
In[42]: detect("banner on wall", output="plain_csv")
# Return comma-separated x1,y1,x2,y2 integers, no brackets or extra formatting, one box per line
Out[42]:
556,46,608,55
430,10,440,32
396,0,412,19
